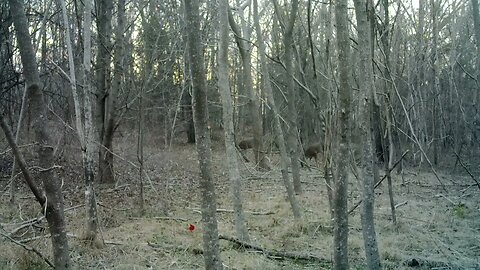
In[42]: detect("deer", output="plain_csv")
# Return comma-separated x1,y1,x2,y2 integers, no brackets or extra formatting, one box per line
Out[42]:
301,142,323,167
237,138,255,162
237,138,254,150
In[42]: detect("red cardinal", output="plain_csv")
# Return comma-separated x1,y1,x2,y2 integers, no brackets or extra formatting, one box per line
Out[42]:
188,224,196,232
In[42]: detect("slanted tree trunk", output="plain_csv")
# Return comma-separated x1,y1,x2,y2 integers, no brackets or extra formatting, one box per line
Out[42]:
353,0,382,268
333,0,351,268
252,0,302,220
228,7,269,171
9,88,27,204
8,0,71,267
184,0,223,268
217,0,250,241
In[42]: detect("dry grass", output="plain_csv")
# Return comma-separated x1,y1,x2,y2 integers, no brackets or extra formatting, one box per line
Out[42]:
1,138,479,269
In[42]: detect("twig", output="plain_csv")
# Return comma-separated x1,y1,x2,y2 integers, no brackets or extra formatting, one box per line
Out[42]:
9,216,45,236
97,202,131,211
219,234,329,263
64,204,85,212
349,150,409,215
449,143,480,191
434,193,457,206
394,201,408,209
0,230,54,268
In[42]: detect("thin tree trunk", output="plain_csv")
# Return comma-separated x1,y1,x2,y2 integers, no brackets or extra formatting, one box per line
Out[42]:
252,0,302,220
333,0,351,268
272,0,302,194
228,8,269,171
184,0,223,268
78,0,103,245
58,0,102,246
470,0,480,155
96,0,114,184
353,0,382,268
218,0,250,241
9,87,27,203
280,0,302,195
137,72,145,215
8,0,71,267
385,108,397,226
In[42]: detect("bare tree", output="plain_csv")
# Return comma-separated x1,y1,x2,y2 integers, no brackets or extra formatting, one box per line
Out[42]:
184,0,223,268
7,0,71,267
333,0,351,268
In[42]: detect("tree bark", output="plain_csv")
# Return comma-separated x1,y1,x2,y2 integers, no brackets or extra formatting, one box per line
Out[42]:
8,0,71,267
184,0,223,268
333,0,351,268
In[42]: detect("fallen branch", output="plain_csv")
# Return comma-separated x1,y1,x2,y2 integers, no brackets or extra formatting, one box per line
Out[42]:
67,233,122,245
349,150,409,215
394,201,408,209
130,216,188,222
219,234,329,263
97,202,131,211
9,216,45,236
148,242,203,255
0,230,53,268
188,207,275,216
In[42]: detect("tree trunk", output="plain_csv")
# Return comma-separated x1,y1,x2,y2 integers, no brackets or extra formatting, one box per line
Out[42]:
9,0,71,267
228,8,269,171
333,0,351,268
184,0,223,268
217,0,250,241
431,0,440,165
353,0,382,268
470,0,480,154
252,0,302,220
280,0,302,195
80,0,102,245
96,0,114,184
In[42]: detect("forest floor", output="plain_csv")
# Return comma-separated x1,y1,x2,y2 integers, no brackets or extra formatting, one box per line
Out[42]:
1,136,480,269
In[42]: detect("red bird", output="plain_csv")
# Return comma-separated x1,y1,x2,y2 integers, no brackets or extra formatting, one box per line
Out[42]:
188,224,196,232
